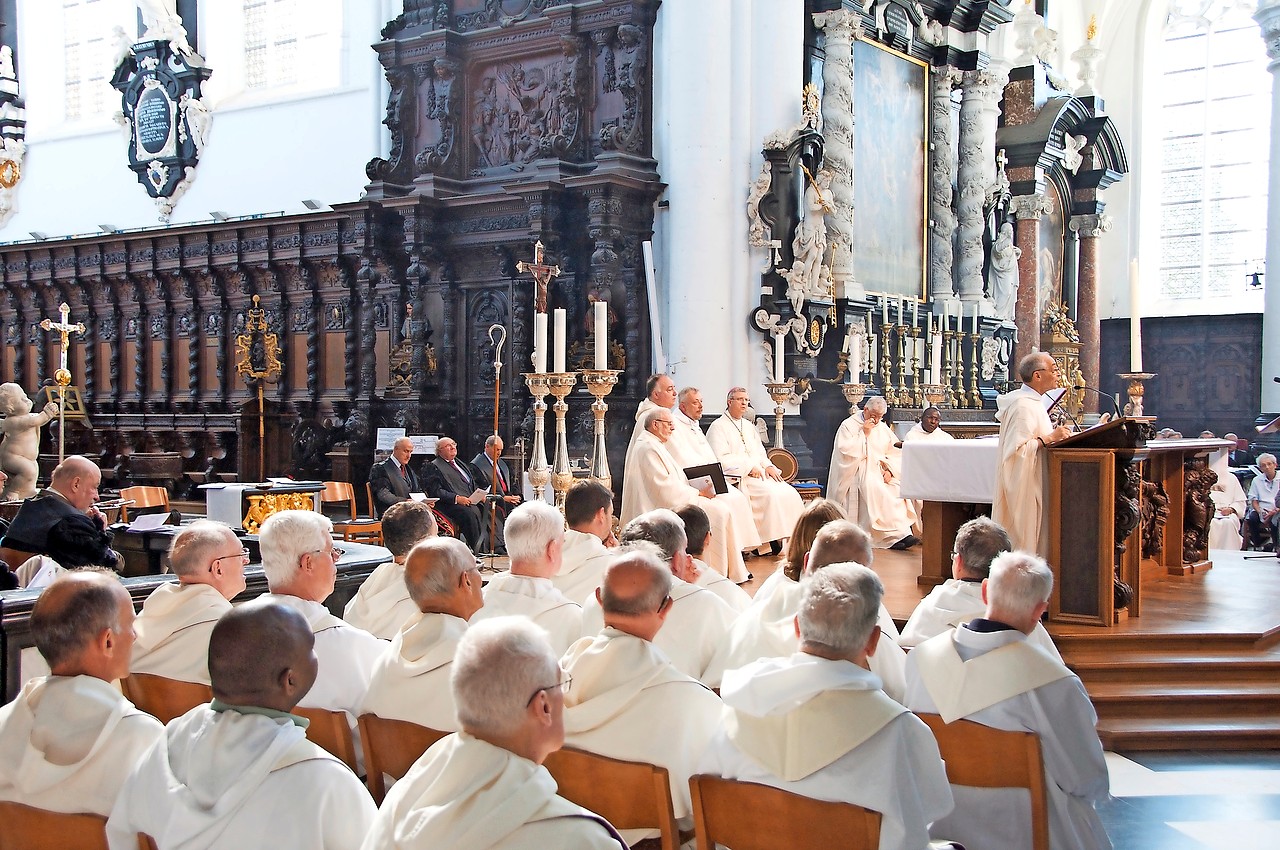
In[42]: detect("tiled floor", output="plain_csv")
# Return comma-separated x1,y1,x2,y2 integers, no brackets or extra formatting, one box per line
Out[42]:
1102,751,1280,848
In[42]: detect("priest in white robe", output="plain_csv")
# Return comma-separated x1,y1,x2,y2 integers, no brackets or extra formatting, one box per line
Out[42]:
582,510,738,683
556,481,618,604
827,395,920,549
621,407,747,582
106,599,376,850
903,407,954,443
706,386,804,547
898,517,1060,659
344,500,437,639
991,352,1073,553
561,548,722,845
362,617,626,850
0,571,163,816
698,564,953,850
626,373,678,457
904,551,1112,850
1208,452,1248,551
361,537,484,731
470,501,584,654
130,520,247,685
674,503,751,614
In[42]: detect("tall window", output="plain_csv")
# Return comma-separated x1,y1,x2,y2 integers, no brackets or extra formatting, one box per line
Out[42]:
244,0,299,89
63,0,123,121
1158,3,1270,300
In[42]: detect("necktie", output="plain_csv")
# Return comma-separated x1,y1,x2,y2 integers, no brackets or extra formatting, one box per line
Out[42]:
400,464,408,480
452,460,469,485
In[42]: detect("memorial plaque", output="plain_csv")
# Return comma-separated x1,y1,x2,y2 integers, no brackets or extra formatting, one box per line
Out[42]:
135,86,174,156
884,3,911,39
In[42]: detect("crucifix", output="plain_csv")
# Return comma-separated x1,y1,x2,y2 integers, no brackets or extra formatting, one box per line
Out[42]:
516,239,561,313
40,302,85,463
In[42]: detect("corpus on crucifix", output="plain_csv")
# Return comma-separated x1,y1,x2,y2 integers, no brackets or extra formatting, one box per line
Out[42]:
39,302,85,462
517,239,562,373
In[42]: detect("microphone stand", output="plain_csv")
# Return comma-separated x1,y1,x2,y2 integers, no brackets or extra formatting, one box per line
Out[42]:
483,325,506,566
1076,385,1124,421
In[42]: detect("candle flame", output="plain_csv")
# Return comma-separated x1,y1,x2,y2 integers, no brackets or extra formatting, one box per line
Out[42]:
1087,14,1097,41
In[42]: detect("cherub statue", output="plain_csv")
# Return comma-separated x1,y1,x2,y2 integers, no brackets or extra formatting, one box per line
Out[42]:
0,383,58,499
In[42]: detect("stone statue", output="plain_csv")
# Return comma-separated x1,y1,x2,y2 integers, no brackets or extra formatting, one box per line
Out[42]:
786,168,834,313
989,220,1021,320
137,0,194,55
1062,133,1087,174
0,383,58,499
746,161,772,248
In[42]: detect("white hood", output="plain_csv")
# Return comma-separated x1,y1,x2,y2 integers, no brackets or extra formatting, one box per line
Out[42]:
133,583,230,655
720,653,882,717
561,628,686,734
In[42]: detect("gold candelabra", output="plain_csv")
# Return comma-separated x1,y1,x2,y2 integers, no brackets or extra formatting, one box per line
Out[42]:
764,380,796,449
546,372,579,509
942,329,962,408
895,321,909,405
581,369,621,491
841,382,867,414
909,326,922,407
1117,372,1155,417
522,373,552,502
967,330,982,408
879,323,894,405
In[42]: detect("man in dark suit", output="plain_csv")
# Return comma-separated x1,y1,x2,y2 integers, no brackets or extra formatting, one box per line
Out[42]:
471,435,522,554
368,437,421,518
1226,433,1257,469
2,455,120,569
424,436,488,552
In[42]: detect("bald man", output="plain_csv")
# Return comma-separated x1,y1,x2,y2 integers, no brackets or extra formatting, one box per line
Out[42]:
369,436,421,517
344,500,439,639
107,599,376,850
2,454,120,569
0,570,162,816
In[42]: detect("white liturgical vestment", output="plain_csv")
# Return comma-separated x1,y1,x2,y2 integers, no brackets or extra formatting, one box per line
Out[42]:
561,628,722,843
1208,454,1248,551
903,423,954,443
904,626,1112,850
106,703,375,850
471,573,584,655
360,732,625,850
827,413,919,548
360,612,466,732
0,675,163,816
992,386,1055,552
130,582,232,685
897,579,1061,660
554,529,613,605
344,560,422,640
706,413,805,543
698,654,953,850
620,430,747,582
668,409,763,553
581,576,736,683
693,557,751,613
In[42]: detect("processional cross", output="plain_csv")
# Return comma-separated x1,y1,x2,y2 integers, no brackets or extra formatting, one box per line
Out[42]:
516,239,561,313
40,302,85,462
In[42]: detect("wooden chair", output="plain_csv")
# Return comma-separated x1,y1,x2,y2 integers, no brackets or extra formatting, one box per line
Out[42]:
0,801,109,850
120,673,212,724
321,481,382,545
357,714,450,802
119,485,170,523
688,775,882,850
543,747,681,850
296,706,360,773
916,713,1050,850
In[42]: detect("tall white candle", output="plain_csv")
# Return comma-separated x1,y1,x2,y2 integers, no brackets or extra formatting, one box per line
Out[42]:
1129,259,1142,371
932,332,943,384
881,297,889,326
850,334,862,383
912,299,918,327
533,312,548,373
593,300,607,370
773,332,785,383
971,303,979,334
553,308,567,373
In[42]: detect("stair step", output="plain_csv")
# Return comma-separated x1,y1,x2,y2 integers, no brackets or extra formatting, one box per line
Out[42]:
1066,654,1280,684
1098,717,1280,751
1052,632,1269,654
1086,682,1280,717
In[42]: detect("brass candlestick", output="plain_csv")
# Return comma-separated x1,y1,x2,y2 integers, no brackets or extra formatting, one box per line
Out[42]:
968,331,983,408
546,371,579,509
909,326,922,407
522,372,553,502
895,322,909,406
765,380,796,449
943,329,964,408
1117,372,1155,417
840,382,867,414
923,383,948,407
581,369,621,491
879,323,894,404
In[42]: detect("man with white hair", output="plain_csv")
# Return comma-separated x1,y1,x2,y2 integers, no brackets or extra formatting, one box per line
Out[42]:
1246,452,1279,551
557,481,617,604
706,386,804,552
627,373,679,455
470,501,583,654
582,509,737,682
0,570,163,816
344,500,438,638
363,617,626,849
699,564,953,850
360,537,484,731
424,436,487,553
130,520,249,684
2,454,120,569
561,548,723,846
905,552,1110,850
620,406,748,582
369,436,421,517
827,396,919,550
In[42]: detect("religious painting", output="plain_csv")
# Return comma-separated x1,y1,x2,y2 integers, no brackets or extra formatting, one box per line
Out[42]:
851,36,928,301
1037,181,1066,316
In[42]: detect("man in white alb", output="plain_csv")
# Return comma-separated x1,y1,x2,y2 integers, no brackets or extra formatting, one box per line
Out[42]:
561,548,722,846
698,564,954,850
362,617,626,850
905,551,1111,850
674,502,751,614
628,374,678,455
991,352,1073,552
828,395,920,550
1208,451,1248,551
556,480,617,604
344,500,438,639
706,387,804,550
904,407,954,443
130,520,247,684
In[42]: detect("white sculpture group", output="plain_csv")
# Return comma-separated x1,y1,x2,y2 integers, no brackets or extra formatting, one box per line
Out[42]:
0,383,57,500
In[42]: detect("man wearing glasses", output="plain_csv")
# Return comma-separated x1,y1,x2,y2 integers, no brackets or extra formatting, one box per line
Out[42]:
992,352,1074,553
129,520,249,686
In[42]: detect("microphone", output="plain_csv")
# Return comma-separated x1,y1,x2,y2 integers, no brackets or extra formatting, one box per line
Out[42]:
1077,385,1123,420
1273,377,1279,383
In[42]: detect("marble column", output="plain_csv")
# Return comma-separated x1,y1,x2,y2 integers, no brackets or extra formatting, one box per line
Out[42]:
1254,1,1280,412
956,65,1010,304
1069,213,1112,412
1010,193,1051,369
929,66,962,306
813,8,862,299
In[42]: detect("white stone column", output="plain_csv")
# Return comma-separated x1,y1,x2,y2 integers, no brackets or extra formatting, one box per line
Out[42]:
813,8,862,300
1255,0,1280,411
956,64,1010,304
928,66,962,305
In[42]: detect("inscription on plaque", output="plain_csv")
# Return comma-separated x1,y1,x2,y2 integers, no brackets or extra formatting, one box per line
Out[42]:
136,87,173,155
884,3,911,39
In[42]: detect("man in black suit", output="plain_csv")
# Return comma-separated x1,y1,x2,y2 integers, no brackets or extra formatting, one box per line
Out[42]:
424,436,488,552
2,455,120,569
471,435,522,554
1226,433,1257,469
368,437,421,518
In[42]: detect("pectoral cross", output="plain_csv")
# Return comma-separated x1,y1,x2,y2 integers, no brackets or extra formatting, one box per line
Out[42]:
39,302,84,379
516,239,561,313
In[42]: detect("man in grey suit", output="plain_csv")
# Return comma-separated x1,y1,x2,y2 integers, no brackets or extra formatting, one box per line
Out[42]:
368,437,420,517
471,435,522,554
425,436,487,552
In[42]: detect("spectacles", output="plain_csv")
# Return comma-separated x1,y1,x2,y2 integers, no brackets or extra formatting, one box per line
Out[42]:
657,594,672,613
212,548,250,567
307,545,345,562
526,670,573,706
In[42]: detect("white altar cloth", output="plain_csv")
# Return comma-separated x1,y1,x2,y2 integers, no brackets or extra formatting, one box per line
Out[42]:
900,438,1000,503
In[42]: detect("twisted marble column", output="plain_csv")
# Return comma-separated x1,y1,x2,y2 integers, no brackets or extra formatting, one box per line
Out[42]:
813,8,861,299
1009,193,1052,369
956,65,1009,304
1069,213,1112,410
1254,0,1280,412
929,66,962,305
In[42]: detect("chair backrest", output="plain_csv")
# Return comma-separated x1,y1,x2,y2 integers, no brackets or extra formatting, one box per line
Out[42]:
0,801,109,850
688,775,881,850
357,714,450,802
295,706,359,773
321,481,358,522
119,485,170,522
916,713,1050,850
365,481,379,520
543,747,680,850
120,673,212,724
138,835,159,850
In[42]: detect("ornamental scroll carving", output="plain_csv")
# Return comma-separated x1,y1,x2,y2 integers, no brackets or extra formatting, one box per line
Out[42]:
415,59,461,175
597,24,647,154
